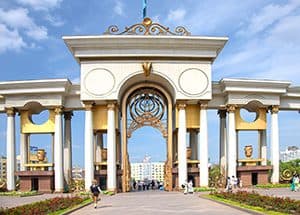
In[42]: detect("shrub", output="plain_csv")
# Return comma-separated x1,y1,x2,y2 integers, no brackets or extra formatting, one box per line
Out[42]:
211,191,300,214
0,196,88,215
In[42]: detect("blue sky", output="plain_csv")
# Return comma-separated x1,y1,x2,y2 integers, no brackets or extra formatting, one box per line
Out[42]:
0,0,300,167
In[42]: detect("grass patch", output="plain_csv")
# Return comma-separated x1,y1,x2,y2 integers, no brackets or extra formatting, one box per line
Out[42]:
193,187,216,192
255,184,290,189
205,194,288,215
48,198,93,215
0,191,40,197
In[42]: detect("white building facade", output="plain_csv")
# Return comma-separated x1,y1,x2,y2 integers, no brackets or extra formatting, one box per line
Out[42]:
1,18,300,192
131,159,165,182
280,147,300,162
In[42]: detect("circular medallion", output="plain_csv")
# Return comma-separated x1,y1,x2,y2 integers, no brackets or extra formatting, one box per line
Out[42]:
178,68,208,95
84,68,115,96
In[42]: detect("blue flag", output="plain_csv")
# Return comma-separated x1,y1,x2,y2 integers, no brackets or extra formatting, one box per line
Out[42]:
30,146,38,152
143,0,147,18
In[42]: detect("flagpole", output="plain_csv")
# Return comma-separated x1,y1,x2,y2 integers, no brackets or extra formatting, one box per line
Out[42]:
143,0,147,19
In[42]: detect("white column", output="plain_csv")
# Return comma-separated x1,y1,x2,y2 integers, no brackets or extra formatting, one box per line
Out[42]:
20,133,28,171
177,103,187,187
260,130,267,166
107,103,116,191
84,103,94,191
6,108,16,191
227,105,237,178
271,106,279,183
218,110,227,176
64,112,72,184
54,107,64,192
199,103,209,187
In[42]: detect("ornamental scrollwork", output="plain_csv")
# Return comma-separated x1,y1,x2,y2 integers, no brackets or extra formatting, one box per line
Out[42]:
127,88,167,138
104,17,191,36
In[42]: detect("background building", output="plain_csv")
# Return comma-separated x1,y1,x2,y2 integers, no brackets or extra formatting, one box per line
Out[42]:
280,146,300,162
131,155,165,182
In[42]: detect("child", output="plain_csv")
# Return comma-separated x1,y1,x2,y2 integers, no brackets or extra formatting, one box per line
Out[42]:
90,179,102,208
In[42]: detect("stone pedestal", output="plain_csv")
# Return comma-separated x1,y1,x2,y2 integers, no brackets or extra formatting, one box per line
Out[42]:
237,166,272,186
16,171,54,193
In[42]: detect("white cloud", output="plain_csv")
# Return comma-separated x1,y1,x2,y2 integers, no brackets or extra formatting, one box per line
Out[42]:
0,24,26,53
0,8,48,40
44,14,64,27
167,8,186,22
16,0,63,11
114,0,124,16
212,1,300,84
239,0,300,36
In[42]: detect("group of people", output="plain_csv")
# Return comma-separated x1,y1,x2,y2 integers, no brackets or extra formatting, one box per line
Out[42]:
132,180,164,191
226,176,242,192
290,174,299,192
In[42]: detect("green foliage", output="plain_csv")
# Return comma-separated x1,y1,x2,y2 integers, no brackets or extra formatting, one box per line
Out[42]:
102,190,115,196
209,165,226,188
0,191,39,197
280,159,300,181
193,187,216,192
211,191,300,214
0,196,89,215
255,184,290,189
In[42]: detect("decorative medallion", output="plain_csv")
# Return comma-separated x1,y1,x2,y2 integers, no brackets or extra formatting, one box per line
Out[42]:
127,88,167,138
83,68,115,96
178,68,209,96
104,17,191,36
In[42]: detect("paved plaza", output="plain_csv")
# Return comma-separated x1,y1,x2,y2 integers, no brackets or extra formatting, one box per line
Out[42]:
71,191,252,215
0,188,298,214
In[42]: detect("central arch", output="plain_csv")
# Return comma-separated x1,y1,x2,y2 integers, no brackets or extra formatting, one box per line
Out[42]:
121,82,173,192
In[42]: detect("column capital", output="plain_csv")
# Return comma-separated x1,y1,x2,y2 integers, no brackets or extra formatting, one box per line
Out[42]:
64,111,73,120
5,107,16,117
199,102,208,109
226,104,237,113
270,105,279,114
218,109,227,118
84,102,94,111
176,103,186,110
54,106,64,115
107,103,116,110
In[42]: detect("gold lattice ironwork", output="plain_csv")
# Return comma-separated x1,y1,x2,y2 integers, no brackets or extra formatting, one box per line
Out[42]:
104,17,191,36
127,88,167,138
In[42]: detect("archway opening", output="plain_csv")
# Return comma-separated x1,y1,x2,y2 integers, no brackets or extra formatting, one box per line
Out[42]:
124,86,170,192
128,126,166,191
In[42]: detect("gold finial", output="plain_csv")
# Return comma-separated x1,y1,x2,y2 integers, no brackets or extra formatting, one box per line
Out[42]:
142,17,152,26
142,62,152,77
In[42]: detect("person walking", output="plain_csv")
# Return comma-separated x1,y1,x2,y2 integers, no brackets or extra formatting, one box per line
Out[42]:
90,179,102,209
225,177,232,192
291,175,296,192
187,180,194,194
294,174,299,192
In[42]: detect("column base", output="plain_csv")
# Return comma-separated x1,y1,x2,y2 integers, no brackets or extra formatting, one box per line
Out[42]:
107,188,117,194
54,189,64,193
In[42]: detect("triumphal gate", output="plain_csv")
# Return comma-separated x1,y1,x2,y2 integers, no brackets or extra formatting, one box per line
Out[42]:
1,18,300,192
